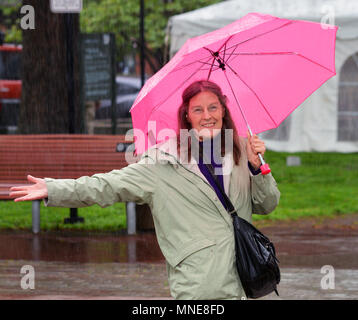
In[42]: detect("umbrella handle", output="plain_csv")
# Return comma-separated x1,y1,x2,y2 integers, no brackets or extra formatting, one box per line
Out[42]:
258,153,271,175
247,127,271,175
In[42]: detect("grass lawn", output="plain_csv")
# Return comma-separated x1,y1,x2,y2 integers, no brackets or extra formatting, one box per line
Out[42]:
1,151,357,231
252,151,358,222
0,201,126,232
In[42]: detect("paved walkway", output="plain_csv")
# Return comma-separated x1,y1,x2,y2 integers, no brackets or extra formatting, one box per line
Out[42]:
1,214,358,300
1,260,357,300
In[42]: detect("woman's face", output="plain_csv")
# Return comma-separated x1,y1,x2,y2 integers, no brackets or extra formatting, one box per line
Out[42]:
187,91,225,140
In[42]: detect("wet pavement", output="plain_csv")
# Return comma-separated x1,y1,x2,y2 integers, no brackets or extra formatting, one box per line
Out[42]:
0,232,165,264
0,214,358,300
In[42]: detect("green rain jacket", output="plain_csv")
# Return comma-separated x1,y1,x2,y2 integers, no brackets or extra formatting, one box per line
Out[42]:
44,136,280,300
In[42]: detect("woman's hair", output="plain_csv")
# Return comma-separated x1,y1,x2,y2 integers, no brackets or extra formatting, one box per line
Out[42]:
177,80,241,165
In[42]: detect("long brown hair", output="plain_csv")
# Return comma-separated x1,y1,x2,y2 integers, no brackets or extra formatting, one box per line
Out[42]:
177,80,241,165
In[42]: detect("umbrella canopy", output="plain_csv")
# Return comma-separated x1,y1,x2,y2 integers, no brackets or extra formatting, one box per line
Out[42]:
130,12,337,155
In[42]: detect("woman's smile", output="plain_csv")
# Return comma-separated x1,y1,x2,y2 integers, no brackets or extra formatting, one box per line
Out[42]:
201,122,216,128
187,91,225,139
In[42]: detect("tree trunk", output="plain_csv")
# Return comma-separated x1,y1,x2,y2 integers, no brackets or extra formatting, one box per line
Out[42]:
19,0,82,133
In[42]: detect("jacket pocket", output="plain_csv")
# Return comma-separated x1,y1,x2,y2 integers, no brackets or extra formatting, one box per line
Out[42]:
171,238,216,268
167,238,216,299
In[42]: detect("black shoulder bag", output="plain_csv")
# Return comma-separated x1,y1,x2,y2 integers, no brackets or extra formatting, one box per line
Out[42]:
204,163,280,299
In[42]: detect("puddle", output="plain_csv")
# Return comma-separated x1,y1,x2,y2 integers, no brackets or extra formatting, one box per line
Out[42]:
0,232,165,263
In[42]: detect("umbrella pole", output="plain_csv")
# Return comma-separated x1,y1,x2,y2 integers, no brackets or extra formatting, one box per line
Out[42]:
247,125,271,175
222,70,271,175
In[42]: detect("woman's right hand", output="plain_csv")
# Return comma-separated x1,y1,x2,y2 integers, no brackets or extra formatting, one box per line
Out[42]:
9,175,48,202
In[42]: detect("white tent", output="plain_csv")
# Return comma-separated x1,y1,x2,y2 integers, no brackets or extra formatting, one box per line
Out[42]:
167,0,358,152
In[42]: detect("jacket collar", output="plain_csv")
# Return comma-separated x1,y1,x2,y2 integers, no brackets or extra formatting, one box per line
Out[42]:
146,136,233,194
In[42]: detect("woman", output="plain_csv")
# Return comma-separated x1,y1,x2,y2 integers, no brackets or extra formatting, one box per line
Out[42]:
10,80,280,300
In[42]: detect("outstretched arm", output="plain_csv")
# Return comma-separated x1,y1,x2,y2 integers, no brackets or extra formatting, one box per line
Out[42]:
9,155,158,208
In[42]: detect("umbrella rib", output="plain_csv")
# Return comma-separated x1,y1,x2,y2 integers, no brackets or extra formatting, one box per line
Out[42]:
149,58,212,116
218,20,294,55
172,58,217,73
223,71,250,128
224,64,278,127
225,44,240,65
224,50,295,65
173,22,308,78
207,57,216,81
218,35,234,56
173,38,234,73
227,51,335,74
223,42,227,63
228,51,297,56
218,21,335,74
295,53,336,74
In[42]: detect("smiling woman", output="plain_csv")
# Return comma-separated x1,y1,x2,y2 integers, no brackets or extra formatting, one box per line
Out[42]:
177,80,265,170
9,79,280,300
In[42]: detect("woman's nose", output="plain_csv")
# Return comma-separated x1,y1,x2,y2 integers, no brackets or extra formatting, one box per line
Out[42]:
202,108,211,119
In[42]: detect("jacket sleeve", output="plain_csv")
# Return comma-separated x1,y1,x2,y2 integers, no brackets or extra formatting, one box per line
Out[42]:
43,155,158,208
250,172,280,215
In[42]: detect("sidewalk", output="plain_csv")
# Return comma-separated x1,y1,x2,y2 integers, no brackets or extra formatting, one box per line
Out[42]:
1,214,357,300
1,260,357,300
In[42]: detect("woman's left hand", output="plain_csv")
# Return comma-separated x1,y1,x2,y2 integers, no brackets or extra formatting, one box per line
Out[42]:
246,131,266,170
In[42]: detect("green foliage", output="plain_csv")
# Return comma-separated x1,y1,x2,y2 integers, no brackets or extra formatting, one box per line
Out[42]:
4,24,22,43
1,3,22,43
80,0,221,67
1,1,222,62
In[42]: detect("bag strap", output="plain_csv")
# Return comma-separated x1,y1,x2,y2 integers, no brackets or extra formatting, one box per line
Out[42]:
204,163,237,217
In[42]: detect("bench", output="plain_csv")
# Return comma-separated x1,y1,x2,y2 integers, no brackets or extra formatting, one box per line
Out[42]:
0,134,138,234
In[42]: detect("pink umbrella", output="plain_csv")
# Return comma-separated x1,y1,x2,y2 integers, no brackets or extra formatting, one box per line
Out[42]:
130,12,337,173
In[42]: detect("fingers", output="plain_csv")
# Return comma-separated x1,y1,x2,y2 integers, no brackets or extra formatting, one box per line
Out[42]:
10,186,31,198
11,191,45,202
27,175,40,183
14,195,35,202
10,187,25,191
9,191,29,198
247,131,265,155
9,189,31,202
252,141,265,153
246,130,261,143
10,186,28,192
247,130,253,143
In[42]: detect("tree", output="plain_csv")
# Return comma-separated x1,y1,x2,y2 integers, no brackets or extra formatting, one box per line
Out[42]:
80,0,221,71
0,2,22,43
19,0,82,133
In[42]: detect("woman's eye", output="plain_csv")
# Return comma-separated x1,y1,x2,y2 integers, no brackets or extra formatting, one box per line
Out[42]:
209,105,217,111
193,108,202,113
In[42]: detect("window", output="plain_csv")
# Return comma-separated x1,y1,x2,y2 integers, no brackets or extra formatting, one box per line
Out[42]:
337,53,358,141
